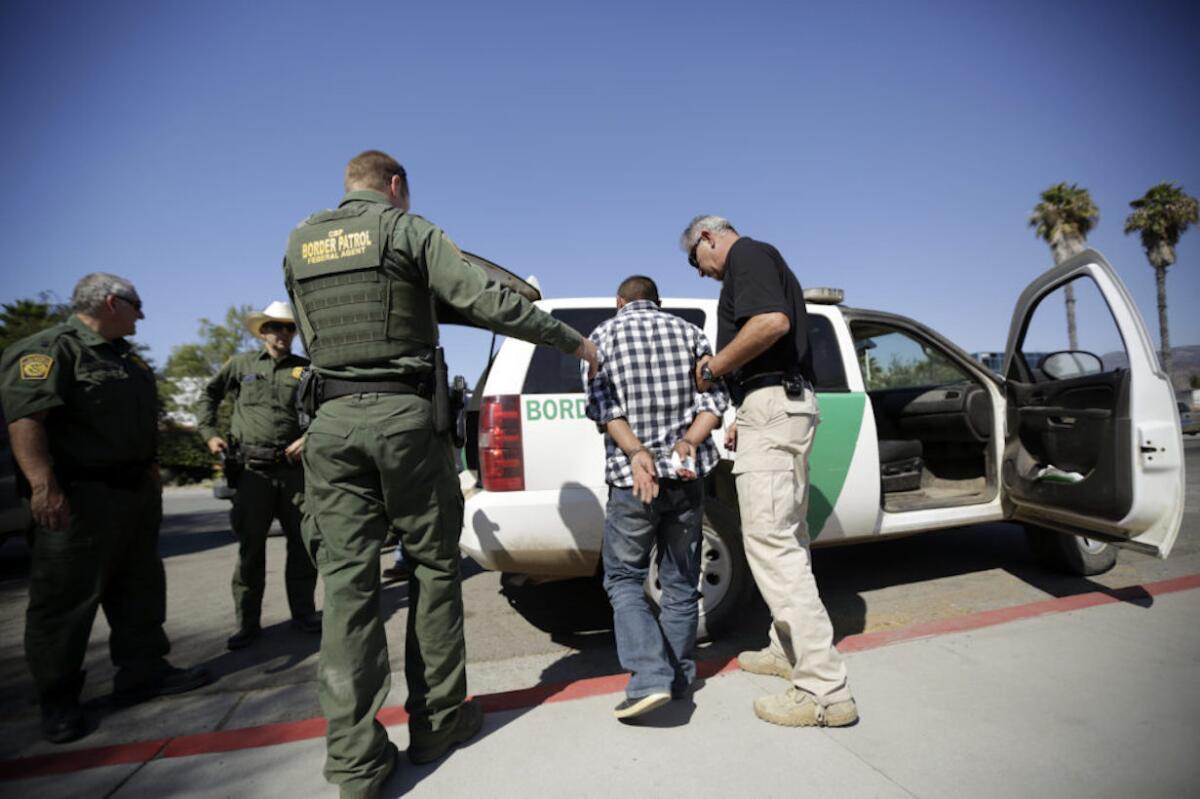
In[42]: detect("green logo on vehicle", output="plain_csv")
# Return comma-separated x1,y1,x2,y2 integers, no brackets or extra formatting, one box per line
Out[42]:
526,397,589,422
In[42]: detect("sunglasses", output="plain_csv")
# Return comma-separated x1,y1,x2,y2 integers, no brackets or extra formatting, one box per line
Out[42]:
261,322,297,334
113,294,143,311
687,238,702,270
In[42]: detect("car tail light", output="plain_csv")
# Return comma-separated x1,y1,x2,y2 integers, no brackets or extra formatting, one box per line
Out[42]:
479,395,524,492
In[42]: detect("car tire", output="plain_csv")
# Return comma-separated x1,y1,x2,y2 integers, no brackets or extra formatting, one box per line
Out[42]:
1024,525,1117,576
645,498,750,640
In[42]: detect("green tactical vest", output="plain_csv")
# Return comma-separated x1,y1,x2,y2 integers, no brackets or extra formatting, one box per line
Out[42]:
284,202,436,369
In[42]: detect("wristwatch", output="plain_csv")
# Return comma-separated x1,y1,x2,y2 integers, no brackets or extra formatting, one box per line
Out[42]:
700,363,715,383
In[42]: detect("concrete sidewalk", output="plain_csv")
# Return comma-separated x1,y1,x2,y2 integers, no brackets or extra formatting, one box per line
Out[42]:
3,582,1198,799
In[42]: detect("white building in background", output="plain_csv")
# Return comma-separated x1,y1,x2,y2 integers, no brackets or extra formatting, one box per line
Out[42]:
165,376,206,428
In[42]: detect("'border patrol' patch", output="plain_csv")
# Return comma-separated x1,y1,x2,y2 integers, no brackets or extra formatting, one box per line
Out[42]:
291,366,304,380
19,353,53,380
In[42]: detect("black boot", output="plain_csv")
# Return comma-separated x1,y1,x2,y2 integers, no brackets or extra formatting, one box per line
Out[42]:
291,611,322,634
226,625,261,650
41,702,86,744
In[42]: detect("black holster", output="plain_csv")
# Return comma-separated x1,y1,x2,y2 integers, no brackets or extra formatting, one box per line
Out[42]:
222,443,244,489
296,367,319,422
432,347,468,447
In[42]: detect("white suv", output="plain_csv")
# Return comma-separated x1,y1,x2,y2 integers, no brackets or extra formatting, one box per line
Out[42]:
456,251,1185,635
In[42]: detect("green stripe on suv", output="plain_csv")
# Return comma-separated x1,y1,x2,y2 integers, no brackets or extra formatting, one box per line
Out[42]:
807,392,866,538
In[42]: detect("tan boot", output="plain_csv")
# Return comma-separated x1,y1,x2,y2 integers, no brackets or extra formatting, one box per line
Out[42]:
753,687,858,727
737,648,792,679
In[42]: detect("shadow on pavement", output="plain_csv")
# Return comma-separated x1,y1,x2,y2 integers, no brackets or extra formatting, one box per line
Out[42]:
192,618,324,684
812,520,1154,643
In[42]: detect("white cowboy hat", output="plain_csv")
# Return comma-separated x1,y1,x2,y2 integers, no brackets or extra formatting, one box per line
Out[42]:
245,300,296,337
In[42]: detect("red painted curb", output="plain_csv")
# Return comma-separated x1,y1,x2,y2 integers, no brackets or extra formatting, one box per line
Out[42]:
835,572,1200,653
0,740,168,781
3,571,1197,781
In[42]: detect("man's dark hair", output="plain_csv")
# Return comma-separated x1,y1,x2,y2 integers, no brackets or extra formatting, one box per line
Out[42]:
345,150,408,195
618,275,660,305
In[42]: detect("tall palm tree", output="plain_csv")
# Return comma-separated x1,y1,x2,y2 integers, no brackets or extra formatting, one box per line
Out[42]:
1029,183,1100,350
1124,182,1199,376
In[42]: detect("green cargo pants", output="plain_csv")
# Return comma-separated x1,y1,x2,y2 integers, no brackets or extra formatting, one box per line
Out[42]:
25,474,171,706
301,393,466,796
230,462,316,628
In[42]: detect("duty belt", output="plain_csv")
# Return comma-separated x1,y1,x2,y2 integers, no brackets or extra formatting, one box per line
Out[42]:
319,373,433,403
241,445,286,464
737,372,813,403
740,373,787,392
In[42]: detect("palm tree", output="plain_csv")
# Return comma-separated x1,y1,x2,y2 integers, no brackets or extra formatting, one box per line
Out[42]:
1029,183,1100,350
1124,182,1199,376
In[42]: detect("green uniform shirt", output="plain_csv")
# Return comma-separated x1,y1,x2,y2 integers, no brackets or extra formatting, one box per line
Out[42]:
285,190,583,380
0,315,158,472
196,349,309,447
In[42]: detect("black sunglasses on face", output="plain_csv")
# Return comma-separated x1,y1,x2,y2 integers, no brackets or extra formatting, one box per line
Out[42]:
113,294,143,311
261,322,297,333
687,239,702,270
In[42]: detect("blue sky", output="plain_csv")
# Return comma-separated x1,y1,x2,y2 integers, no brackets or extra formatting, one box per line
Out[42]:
2,0,1197,383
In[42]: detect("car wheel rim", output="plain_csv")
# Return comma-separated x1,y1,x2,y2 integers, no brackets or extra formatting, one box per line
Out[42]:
645,520,734,620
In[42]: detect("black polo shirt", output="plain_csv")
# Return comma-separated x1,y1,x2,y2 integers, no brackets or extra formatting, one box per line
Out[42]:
716,237,814,384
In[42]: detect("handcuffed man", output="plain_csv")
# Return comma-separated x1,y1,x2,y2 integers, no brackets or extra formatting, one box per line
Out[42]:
585,275,727,721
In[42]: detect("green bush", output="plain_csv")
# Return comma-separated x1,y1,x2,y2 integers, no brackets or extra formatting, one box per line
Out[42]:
158,424,214,485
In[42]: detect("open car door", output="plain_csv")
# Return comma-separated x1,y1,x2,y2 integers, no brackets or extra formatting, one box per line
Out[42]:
1001,249,1184,557
436,251,541,328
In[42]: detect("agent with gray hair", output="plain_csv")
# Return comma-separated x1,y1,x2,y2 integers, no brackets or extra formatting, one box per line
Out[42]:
681,216,857,728
0,273,211,744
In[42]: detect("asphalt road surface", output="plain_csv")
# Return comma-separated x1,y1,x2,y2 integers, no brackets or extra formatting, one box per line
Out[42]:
0,438,1196,758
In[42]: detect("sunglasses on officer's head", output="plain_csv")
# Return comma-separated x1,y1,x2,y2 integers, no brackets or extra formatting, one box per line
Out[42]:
261,322,297,334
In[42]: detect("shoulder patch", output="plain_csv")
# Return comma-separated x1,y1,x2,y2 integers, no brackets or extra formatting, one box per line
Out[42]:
19,353,53,381
291,366,304,380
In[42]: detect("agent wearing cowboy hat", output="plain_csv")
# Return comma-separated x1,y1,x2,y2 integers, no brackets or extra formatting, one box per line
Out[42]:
196,300,320,650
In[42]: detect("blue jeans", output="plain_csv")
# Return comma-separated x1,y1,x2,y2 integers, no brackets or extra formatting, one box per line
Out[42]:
602,480,703,698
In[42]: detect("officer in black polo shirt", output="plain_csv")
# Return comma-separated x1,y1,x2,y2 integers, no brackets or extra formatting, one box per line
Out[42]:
682,215,858,729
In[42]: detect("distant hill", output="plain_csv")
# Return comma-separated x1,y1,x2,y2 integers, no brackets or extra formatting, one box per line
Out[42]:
1100,344,1200,390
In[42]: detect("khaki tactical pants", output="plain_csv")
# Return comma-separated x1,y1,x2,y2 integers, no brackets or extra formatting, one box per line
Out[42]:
25,475,171,707
229,462,316,628
302,393,466,796
732,386,851,704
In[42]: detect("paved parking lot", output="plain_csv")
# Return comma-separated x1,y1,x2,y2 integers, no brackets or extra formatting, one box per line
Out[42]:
0,438,1196,795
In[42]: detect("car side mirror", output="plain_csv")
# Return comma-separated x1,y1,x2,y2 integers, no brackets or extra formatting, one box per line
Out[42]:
1038,350,1104,380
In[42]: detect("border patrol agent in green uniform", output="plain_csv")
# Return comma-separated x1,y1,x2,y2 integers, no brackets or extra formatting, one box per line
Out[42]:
283,151,598,798
196,300,320,650
0,273,211,744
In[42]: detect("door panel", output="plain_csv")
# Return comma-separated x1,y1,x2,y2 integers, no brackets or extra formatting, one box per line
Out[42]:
1002,250,1184,557
1004,370,1131,521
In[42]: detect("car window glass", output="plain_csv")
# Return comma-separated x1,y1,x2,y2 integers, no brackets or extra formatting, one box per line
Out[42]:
809,315,848,392
1014,275,1126,383
854,327,967,390
522,307,707,395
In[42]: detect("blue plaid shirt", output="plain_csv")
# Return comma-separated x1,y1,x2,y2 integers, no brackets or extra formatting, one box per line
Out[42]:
583,300,729,487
